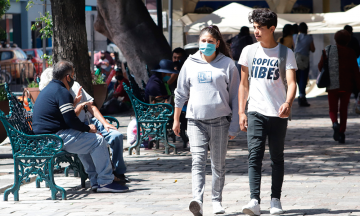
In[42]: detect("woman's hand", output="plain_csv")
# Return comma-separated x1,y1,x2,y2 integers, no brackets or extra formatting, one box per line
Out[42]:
229,135,235,140
172,120,181,137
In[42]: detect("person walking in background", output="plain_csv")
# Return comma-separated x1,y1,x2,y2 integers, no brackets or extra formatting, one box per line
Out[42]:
344,25,360,99
228,26,254,79
173,25,240,215
318,30,360,144
293,22,315,107
292,23,299,35
277,24,294,50
344,25,360,58
239,9,297,215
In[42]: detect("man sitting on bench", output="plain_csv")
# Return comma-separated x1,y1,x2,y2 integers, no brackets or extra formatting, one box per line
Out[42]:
32,60,128,193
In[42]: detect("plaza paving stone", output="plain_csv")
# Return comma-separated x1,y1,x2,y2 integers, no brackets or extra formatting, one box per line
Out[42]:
1,96,360,215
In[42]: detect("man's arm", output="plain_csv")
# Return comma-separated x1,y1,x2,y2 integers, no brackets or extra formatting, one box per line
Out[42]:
238,65,249,132
58,92,91,132
167,74,178,86
89,104,117,131
278,69,296,118
310,41,315,53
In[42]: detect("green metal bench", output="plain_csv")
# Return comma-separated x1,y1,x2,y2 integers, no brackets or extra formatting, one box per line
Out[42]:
1,83,120,201
123,83,176,155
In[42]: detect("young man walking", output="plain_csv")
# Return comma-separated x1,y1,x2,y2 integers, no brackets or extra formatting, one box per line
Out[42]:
238,9,297,215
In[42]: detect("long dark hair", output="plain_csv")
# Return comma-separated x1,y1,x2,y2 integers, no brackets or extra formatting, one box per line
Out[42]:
199,25,232,59
280,24,293,44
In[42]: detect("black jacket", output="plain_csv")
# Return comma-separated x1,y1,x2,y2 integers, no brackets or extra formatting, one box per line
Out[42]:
33,80,90,134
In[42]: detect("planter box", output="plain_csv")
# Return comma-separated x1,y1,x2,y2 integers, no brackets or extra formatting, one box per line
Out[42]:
0,100,10,143
93,84,107,110
26,87,40,103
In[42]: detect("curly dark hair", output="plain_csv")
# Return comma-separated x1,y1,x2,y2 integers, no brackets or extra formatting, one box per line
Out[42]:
199,25,232,59
248,8,277,29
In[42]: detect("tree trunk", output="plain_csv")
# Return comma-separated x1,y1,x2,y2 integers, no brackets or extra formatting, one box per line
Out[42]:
95,0,172,84
51,0,93,96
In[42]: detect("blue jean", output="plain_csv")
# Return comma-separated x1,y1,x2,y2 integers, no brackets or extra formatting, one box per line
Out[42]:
56,129,114,186
89,117,126,176
296,67,309,97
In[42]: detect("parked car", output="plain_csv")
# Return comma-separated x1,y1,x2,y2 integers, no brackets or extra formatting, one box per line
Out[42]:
0,48,35,83
23,48,48,76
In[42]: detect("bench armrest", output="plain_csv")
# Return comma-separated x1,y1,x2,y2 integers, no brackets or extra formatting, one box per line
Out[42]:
104,116,119,129
5,126,64,157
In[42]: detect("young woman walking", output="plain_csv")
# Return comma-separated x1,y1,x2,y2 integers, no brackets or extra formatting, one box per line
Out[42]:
173,25,240,215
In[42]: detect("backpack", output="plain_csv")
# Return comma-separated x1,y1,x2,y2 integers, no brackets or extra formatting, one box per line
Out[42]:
246,42,291,120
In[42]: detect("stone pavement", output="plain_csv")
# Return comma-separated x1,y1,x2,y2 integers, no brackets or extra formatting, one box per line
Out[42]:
1,96,360,215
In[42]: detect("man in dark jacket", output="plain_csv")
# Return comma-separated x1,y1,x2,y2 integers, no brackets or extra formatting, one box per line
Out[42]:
227,26,254,78
344,25,360,99
344,25,360,58
32,60,128,193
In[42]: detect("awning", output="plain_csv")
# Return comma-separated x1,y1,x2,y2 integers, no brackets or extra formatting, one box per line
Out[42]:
184,2,293,35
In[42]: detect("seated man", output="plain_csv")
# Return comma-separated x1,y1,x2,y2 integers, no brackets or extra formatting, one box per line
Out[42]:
145,59,178,103
94,50,115,78
32,60,128,193
69,77,130,185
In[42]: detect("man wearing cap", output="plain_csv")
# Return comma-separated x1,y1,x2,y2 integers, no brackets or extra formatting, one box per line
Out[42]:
145,59,179,103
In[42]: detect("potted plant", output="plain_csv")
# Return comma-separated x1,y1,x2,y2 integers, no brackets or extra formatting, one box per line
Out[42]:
0,84,9,143
92,74,108,110
26,79,40,103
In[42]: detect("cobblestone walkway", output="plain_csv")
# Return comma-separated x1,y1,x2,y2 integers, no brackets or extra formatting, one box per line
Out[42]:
1,96,360,216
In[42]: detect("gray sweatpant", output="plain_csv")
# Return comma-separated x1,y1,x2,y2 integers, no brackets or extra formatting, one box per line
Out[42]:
187,116,230,203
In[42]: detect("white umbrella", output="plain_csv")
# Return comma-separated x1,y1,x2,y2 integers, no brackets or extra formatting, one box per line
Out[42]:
184,2,293,35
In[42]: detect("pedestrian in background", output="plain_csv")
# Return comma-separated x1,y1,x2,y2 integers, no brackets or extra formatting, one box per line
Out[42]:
344,25,360,99
173,25,240,216
277,24,294,50
318,30,360,144
228,26,254,79
293,22,315,107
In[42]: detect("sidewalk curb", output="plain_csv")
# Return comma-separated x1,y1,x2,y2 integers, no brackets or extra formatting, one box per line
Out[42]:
0,176,37,194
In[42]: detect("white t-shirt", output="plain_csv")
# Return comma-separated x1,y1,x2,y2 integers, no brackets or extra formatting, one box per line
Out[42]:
239,42,297,117
99,59,110,69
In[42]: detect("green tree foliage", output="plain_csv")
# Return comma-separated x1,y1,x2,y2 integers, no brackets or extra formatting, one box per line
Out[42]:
0,0,10,41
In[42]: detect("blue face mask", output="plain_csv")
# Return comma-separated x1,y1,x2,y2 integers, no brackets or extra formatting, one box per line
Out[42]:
163,75,171,82
199,42,216,56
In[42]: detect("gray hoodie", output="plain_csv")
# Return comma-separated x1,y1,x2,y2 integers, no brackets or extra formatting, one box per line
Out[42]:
175,51,240,136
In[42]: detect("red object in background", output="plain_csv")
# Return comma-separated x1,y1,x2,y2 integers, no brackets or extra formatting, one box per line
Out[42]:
105,69,116,85
23,49,49,77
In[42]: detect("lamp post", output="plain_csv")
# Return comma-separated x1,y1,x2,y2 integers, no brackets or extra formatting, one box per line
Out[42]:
168,0,172,49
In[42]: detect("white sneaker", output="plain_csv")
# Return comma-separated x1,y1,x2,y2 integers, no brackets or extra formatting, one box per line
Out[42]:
270,198,284,215
189,200,203,216
213,202,225,214
242,199,261,216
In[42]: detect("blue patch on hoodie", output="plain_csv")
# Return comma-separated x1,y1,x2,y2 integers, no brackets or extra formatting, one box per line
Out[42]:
198,71,212,83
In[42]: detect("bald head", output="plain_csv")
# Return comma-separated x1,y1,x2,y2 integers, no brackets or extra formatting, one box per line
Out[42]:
53,60,74,80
